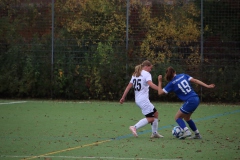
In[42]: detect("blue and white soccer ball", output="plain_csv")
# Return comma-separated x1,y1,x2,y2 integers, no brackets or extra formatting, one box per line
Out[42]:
172,126,184,138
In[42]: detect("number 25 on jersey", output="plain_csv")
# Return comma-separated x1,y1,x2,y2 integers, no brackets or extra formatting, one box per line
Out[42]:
133,79,141,91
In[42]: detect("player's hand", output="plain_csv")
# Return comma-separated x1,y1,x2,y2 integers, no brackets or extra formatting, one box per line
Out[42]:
119,98,125,104
158,75,162,82
208,84,215,88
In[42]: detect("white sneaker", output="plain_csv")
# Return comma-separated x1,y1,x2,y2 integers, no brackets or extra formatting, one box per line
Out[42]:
179,130,191,139
129,126,138,137
190,133,202,139
150,132,164,138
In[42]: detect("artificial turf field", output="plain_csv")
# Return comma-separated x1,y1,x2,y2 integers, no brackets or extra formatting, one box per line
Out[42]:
0,100,239,160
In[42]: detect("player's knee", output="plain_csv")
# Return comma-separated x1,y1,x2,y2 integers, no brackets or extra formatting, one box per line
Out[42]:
147,117,154,123
174,114,181,120
184,117,191,121
154,111,158,118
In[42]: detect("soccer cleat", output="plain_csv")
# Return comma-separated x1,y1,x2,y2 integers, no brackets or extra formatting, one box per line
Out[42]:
190,133,202,139
179,130,191,139
150,132,164,138
129,126,138,137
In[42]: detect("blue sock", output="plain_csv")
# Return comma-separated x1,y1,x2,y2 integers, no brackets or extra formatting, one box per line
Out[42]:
187,119,197,131
176,118,186,130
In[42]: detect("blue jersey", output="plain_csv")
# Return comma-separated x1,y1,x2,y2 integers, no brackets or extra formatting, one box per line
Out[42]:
163,74,198,101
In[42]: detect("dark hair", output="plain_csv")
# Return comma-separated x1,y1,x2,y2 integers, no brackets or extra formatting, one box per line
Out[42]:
165,66,176,81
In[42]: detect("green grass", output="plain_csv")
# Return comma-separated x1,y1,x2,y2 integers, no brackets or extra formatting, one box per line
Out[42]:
0,100,240,160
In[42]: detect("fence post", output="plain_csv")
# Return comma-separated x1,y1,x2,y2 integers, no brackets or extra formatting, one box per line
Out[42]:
126,0,129,77
200,0,203,102
51,0,54,99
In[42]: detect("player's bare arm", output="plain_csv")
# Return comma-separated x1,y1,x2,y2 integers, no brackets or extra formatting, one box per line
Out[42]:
120,83,133,104
147,81,158,91
190,78,215,88
157,75,165,95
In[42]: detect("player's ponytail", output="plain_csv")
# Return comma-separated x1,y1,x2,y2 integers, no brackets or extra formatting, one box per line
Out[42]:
165,66,176,81
132,65,142,77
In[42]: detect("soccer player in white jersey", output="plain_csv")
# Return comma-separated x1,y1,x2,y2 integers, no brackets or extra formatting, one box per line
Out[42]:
158,66,215,139
120,60,163,138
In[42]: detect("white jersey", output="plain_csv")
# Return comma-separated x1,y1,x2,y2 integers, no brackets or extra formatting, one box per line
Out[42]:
130,70,154,115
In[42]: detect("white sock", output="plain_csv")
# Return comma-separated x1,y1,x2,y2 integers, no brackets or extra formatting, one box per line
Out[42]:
184,127,189,131
151,118,158,134
134,118,148,129
194,129,199,134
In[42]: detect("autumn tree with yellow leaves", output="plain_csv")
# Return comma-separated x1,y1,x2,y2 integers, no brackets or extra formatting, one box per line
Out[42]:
0,0,239,101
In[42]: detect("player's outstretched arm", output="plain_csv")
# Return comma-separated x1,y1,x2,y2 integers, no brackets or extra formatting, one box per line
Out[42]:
148,81,158,91
120,83,133,104
190,78,215,89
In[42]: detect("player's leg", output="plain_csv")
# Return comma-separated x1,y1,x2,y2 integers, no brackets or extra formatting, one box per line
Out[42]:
149,108,164,138
186,118,202,139
182,96,201,139
144,102,161,136
130,101,163,138
129,102,150,137
184,96,201,139
175,103,192,139
129,104,154,137
129,118,149,137
184,114,198,133
175,108,189,132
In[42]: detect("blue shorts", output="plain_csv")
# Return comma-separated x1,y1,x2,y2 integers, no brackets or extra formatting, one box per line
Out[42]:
180,96,200,114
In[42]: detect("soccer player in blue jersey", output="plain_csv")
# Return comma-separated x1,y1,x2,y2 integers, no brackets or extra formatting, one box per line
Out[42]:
158,66,215,139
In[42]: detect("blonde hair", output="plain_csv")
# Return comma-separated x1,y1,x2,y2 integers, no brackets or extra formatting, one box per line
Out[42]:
141,60,152,67
132,60,152,77
132,65,142,77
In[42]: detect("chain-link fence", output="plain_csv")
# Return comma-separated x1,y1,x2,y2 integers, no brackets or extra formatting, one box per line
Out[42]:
0,0,239,102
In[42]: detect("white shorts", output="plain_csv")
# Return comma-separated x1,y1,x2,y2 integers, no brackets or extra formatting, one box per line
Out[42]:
136,99,155,115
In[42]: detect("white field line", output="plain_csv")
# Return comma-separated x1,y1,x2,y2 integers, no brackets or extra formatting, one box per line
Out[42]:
0,101,27,105
55,101,92,104
0,155,180,160
0,101,92,105
40,101,91,103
